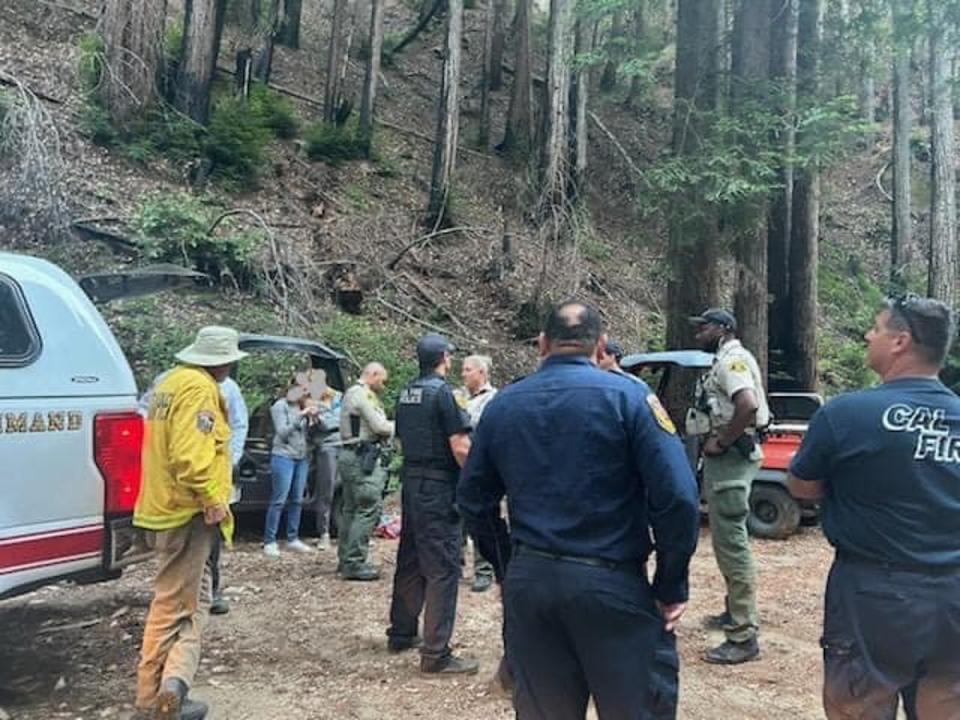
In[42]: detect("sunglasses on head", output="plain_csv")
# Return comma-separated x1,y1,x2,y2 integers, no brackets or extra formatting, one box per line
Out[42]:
890,292,923,343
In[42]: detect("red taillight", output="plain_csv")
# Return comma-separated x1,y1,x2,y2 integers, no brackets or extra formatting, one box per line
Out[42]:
95,412,145,514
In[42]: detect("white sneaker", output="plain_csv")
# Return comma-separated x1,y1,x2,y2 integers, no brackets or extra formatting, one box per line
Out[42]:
317,532,330,550
286,539,314,553
263,542,280,557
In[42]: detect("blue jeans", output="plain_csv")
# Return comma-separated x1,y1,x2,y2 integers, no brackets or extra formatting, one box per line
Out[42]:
264,454,309,544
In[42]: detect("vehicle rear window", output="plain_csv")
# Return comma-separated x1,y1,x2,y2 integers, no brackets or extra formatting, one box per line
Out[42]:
0,275,41,367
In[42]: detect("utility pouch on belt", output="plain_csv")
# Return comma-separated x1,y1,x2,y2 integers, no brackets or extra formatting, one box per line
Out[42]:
350,414,361,438
731,433,757,460
360,442,381,475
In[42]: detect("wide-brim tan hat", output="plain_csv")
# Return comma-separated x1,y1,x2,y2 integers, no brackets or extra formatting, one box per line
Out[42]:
175,326,249,366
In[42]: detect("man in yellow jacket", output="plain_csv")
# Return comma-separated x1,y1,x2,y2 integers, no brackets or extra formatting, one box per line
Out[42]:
133,326,247,720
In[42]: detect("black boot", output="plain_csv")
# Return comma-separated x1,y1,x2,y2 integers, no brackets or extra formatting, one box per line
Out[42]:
421,654,480,675
155,677,209,720
704,638,760,665
702,609,733,629
387,635,423,653
471,574,493,593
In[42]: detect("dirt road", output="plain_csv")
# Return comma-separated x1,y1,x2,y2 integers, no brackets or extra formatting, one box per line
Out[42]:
1,526,838,719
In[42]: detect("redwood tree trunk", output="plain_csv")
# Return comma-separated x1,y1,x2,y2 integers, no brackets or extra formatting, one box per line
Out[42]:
324,0,349,123
539,0,575,214
927,0,957,304
767,0,797,363
358,0,385,152
568,19,588,201
100,0,167,126
790,0,822,391
278,0,303,48
666,0,721,381
599,11,623,92
479,0,495,148
490,0,507,90
175,0,228,125
426,0,464,226
890,0,913,285
254,0,281,82
500,0,533,158
731,0,772,381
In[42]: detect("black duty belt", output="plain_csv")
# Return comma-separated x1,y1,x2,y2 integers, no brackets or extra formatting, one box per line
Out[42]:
837,550,960,576
515,543,644,574
404,466,456,481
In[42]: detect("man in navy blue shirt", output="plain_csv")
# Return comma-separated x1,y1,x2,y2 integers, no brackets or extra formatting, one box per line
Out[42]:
789,295,960,719
458,301,700,720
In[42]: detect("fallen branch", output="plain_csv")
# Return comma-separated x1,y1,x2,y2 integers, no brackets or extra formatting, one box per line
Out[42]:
215,65,323,108
875,160,893,203
390,0,444,55
207,208,275,237
36,618,100,635
0,72,64,104
37,0,98,20
386,225,479,270
71,221,139,256
376,119,490,159
400,270,475,337
588,111,646,184
374,293,470,341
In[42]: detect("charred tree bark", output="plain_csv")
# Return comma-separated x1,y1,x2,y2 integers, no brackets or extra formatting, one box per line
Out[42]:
890,0,913,286
426,0,463,227
666,0,721,377
767,0,797,363
599,11,624,92
175,0,228,125
731,0,772,381
789,0,822,391
253,0,281,82
278,0,303,48
539,0,575,215
500,0,533,158
100,0,167,126
926,0,957,304
358,0,385,153
490,0,507,90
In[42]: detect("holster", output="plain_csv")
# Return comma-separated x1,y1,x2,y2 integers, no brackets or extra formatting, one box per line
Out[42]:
359,441,381,475
731,433,757,460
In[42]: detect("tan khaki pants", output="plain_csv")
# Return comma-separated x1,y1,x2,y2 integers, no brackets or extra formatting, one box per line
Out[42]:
135,514,217,710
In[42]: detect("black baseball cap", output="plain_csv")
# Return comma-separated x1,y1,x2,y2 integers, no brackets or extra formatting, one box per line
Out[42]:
689,308,737,332
605,339,625,360
416,333,456,366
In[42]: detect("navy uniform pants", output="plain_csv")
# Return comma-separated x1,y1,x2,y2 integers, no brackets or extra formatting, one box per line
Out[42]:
504,549,678,720
387,472,462,661
821,555,960,720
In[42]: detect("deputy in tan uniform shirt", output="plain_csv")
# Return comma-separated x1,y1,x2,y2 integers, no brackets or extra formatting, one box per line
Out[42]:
687,308,768,665
337,362,394,580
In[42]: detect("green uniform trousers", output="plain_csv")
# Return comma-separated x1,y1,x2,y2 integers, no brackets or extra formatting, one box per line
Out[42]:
703,451,760,643
337,447,387,570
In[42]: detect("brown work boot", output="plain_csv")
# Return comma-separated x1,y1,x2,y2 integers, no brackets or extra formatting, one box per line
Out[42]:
703,638,760,665
421,654,480,675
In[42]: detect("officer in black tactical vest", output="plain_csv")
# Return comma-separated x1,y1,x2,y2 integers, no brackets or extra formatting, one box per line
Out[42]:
386,334,478,675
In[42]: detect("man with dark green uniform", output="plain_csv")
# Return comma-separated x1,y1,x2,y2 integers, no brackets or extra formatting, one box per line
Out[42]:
338,362,394,581
687,309,769,665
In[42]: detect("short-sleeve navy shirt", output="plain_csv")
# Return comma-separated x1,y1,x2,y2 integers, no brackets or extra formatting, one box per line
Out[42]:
790,378,960,568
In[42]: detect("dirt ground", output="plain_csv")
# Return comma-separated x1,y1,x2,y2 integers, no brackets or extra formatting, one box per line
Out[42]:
0,520,856,720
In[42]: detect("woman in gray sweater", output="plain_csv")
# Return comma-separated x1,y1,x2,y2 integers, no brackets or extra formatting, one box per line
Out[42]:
263,379,320,556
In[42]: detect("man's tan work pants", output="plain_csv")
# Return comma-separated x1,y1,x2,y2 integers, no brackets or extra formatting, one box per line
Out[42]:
135,514,217,710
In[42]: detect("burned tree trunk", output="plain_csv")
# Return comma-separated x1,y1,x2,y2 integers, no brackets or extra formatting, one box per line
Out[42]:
500,0,533,158
426,0,464,226
789,0,822,391
278,0,303,48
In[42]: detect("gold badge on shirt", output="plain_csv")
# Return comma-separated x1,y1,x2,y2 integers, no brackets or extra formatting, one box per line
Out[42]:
727,359,749,374
646,394,677,434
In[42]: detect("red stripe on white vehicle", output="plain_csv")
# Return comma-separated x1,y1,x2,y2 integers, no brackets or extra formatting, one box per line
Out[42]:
0,525,103,574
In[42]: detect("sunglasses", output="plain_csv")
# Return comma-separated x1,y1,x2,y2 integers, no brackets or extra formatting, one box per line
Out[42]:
890,292,923,343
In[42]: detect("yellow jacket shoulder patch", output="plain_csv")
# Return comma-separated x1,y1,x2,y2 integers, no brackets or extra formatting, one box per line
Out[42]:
646,394,677,434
